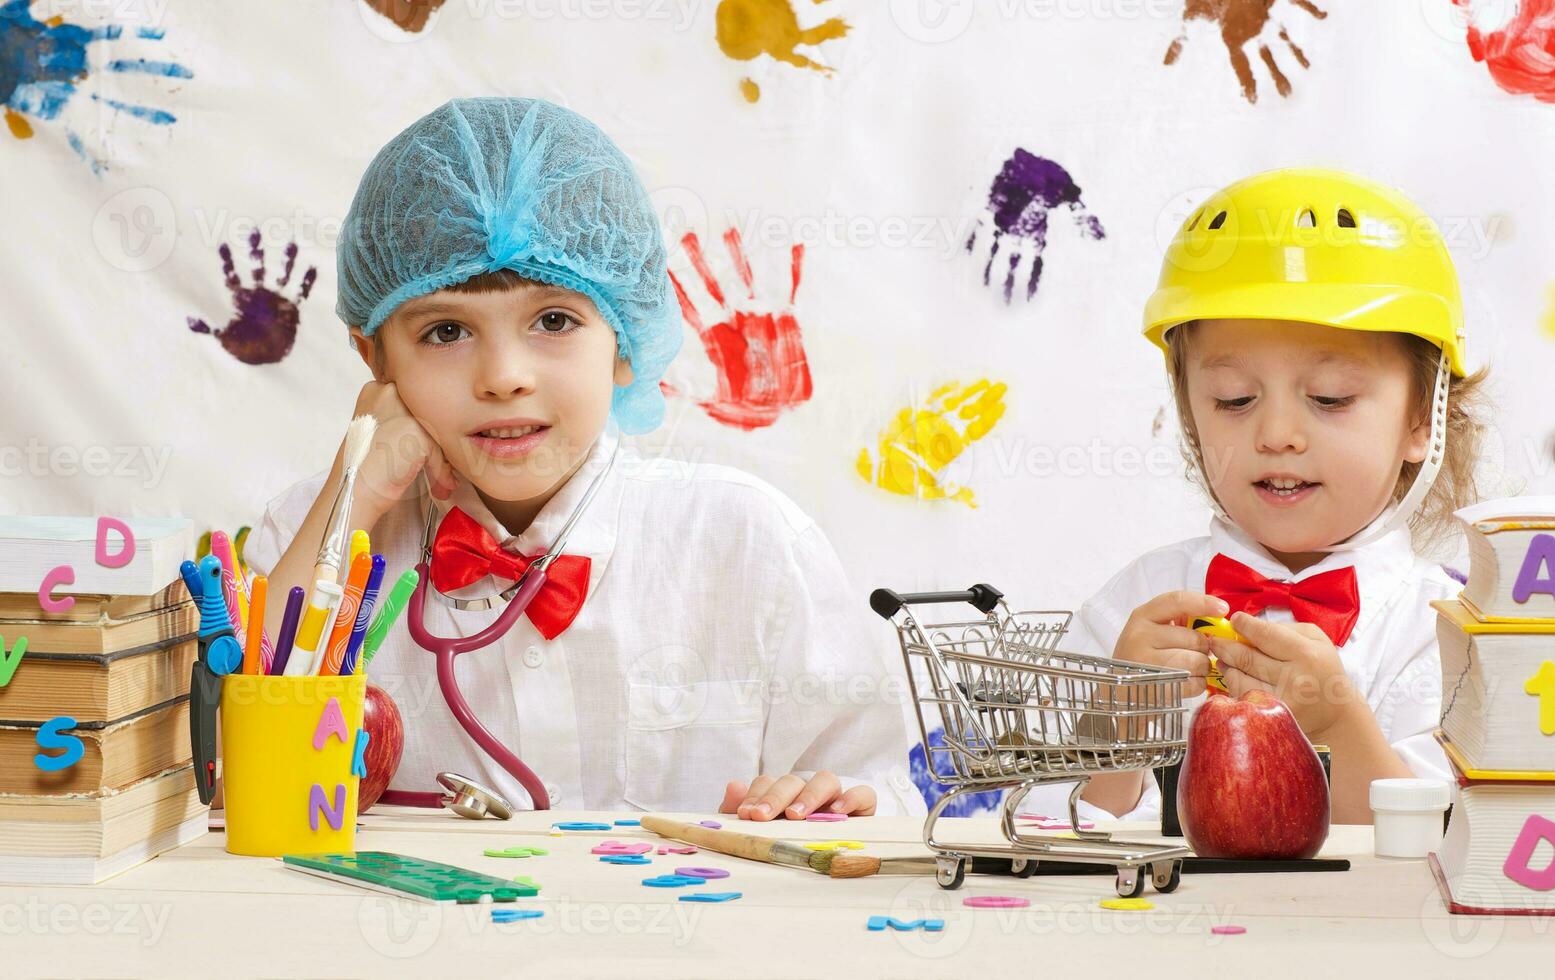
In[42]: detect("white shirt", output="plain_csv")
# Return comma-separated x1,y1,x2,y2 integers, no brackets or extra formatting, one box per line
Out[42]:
243,428,923,816
1020,509,1455,823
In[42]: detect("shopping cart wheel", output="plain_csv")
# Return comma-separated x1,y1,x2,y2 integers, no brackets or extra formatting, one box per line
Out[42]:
1151,859,1182,894
936,857,967,890
1114,866,1146,898
1011,858,1037,878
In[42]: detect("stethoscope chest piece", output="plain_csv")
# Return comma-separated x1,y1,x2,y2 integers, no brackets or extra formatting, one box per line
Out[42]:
437,771,516,820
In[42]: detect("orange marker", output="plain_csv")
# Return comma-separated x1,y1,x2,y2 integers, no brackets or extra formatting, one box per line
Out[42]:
242,576,268,675
320,552,371,675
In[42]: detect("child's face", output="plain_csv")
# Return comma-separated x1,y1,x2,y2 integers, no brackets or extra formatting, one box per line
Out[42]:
351,282,632,506
1183,319,1429,561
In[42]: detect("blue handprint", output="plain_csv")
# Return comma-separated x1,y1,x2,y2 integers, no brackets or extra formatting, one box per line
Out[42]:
966,149,1106,304
909,727,1005,816
1,0,190,172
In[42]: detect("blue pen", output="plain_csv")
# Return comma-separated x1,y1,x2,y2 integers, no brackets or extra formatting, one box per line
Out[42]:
339,555,387,675
268,586,306,677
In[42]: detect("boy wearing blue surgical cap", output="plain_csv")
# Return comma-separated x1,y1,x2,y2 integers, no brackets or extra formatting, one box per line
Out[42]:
245,98,922,819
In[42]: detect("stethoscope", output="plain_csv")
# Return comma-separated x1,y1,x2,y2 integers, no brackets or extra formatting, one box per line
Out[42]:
376,439,618,818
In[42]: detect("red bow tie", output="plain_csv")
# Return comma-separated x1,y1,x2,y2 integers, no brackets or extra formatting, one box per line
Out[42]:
1204,553,1361,647
429,507,591,640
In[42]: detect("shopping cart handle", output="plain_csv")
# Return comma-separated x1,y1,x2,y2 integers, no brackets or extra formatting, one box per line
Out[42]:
869,584,1004,619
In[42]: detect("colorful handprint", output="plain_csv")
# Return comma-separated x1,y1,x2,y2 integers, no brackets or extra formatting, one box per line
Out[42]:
1163,0,1327,103
665,227,814,430
715,0,849,102
1,1,190,170
966,150,1105,304
1455,0,1555,102
188,230,316,366
856,379,1007,508
362,0,446,34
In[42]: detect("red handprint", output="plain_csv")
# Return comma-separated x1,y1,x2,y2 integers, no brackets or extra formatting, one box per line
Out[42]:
664,228,813,431
1456,0,1555,102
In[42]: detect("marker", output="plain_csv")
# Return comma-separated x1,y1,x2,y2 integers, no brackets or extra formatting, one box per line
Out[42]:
350,530,371,570
269,586,305,676
242,576,268,675
362,568,418,667
210,532,246,644
320,553,372,675
340,555,387,676
287,581,343,676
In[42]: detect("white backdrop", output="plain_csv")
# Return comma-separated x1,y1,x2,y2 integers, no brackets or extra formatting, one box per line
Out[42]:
4,1,1553,704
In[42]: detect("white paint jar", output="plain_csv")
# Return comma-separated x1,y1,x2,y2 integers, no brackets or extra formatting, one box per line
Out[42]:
1370,778,1452,859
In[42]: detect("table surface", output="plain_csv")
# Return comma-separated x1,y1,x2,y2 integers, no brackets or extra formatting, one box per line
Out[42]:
4,808,1546,978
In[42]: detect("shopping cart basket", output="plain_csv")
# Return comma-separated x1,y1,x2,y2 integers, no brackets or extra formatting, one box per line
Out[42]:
872,583,1189,895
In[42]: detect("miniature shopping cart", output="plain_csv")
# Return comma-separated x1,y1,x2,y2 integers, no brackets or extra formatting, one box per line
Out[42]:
872,583,1190,896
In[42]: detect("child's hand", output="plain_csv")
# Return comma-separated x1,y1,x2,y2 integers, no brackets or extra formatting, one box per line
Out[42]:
350,380,460,523
718,772,876,821
1113,591,1228,696
1207,612,1362,739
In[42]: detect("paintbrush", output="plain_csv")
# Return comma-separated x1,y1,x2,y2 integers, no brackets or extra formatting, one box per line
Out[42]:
828,853,1351,879
312,414,378,587
639,816,839,875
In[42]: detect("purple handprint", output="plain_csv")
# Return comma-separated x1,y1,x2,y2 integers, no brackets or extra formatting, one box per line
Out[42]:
188,230,316,365
966,149,1106,304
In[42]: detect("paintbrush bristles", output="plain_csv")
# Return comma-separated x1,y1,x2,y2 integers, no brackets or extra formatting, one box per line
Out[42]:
341,414,378,471
826,853,884,879
314,415,379,583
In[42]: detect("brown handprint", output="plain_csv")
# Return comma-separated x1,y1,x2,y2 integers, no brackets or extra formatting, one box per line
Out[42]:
664,227,813,431
1164,0,1328,104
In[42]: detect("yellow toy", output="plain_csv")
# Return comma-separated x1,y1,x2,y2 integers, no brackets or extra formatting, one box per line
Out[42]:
1190,616,1243,695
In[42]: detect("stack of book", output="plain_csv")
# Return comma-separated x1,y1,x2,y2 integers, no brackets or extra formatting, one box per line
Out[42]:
1431,496,1555,915
0,517,206,884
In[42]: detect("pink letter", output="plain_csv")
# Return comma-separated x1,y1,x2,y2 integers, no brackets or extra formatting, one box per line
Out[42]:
1503,814,1555,892
95,517,135,569
312,697,348,750
38,566,75,613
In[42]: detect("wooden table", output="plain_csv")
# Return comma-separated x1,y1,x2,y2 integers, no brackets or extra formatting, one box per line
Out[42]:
4,809,1546,978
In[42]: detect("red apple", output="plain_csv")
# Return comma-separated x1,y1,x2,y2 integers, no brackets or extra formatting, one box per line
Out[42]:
359,683,404,813
1176,689,1330,860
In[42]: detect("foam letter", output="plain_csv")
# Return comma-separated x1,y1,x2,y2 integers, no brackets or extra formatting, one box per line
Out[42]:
95,517,135,568
38,566,75,613
1503,814,1555,892
0,635,27,688
312,697,348,750
1512,533,1555,604
309,783,346,831
34,716,84,771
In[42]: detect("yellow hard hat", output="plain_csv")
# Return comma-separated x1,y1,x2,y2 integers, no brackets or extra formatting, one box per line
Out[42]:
1143,168,1467,376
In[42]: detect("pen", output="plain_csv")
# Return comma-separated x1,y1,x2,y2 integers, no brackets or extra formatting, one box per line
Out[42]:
242,576,267,675
320,552,371,675
178,559,203,602
287,580,343,677
361,568,418,667
269,586,305,676
340,555,386,676
210,531,247,645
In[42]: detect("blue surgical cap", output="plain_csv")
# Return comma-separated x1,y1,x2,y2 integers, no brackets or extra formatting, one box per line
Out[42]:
337,97,682,434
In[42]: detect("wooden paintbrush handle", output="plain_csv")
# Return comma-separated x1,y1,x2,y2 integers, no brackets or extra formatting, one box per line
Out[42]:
640,816,778,863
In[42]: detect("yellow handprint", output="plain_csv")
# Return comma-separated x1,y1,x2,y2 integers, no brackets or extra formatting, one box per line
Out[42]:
856,380,1008,508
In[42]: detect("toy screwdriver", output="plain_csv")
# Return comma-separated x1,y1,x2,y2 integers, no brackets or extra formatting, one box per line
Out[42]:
185,556,244,804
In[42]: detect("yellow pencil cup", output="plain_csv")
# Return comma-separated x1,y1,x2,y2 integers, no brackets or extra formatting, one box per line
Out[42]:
220,673,366,857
